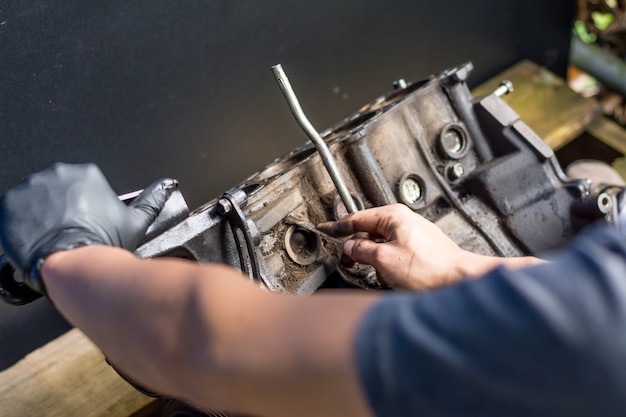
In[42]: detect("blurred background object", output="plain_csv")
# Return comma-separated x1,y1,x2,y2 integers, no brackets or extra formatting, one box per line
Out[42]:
570,0,626,123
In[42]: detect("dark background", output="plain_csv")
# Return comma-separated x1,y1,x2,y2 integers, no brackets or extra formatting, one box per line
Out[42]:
0,1,575,370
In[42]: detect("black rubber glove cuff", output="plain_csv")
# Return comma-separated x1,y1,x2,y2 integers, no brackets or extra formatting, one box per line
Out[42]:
25,228,104,295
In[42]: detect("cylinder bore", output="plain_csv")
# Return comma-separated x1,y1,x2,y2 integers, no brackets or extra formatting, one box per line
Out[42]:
438,123,470,160
284,225,322,266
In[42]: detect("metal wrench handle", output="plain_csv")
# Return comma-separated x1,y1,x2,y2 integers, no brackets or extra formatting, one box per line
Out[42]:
271,64,358,214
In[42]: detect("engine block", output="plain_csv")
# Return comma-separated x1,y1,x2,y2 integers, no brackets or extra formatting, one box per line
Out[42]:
136,62,615,293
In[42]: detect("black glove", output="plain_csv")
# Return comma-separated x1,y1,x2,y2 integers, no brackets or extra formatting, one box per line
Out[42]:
0,163,177,295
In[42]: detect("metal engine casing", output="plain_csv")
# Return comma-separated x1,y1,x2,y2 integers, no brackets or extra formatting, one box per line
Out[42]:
136,63,612,293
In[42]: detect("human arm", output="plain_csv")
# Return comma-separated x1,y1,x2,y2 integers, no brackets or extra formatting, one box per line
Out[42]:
42,246,377,417
317,203,547,290
0,163,377,417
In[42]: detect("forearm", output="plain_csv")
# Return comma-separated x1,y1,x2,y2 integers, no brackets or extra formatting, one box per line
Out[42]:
391,251,548,291
42,246,217,396
42,246,377,417
457,251,548,280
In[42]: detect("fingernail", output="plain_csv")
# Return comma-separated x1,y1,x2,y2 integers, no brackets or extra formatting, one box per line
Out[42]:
344,239,355,257
316,221,331,230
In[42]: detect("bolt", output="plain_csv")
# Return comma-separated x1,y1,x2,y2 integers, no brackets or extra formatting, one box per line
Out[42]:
597,192,613,214
216,198,232,215
447,163,465,181
393,79,408,90
494,80,514,97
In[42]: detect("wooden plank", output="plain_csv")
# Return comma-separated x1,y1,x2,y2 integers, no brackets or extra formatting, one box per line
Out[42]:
0,328,155,417
587,116,626,156
473,60,601,150
587,116,626,181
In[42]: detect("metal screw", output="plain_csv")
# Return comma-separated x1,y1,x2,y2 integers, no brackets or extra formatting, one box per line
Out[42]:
216,198,232,215
393,79,408,90
447,163,465,181
494,80,514,97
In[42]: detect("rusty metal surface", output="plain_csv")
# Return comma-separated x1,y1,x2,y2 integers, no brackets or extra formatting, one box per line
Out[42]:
137,63,607,293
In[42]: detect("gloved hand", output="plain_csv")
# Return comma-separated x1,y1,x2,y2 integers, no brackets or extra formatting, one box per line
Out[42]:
0,163,177,295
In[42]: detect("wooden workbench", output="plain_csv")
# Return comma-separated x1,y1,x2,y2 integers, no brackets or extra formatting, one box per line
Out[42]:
0,328,158,417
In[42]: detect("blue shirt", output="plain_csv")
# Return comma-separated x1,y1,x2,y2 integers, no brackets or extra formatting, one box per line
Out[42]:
356,224,626,416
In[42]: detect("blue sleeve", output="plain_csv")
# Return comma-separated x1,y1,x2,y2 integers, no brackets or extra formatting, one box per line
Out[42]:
356,224,626,417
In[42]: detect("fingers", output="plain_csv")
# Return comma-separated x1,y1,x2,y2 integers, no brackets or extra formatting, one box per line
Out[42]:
342,238,386,267
129,178,179,224
317,203,413,238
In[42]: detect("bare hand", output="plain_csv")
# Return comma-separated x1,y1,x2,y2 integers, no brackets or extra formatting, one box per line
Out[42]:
317,204,470,290
318,204,546,291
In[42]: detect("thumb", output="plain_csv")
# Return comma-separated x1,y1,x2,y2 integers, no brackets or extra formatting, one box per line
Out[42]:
129,178,178,225
343,238,385,267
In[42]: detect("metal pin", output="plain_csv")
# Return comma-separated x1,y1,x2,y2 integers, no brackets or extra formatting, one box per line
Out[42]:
271,64,358,214
393,79,408,89
494,80,514,97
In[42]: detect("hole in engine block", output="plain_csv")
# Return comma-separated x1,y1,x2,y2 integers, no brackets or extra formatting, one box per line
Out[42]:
284,225,321,266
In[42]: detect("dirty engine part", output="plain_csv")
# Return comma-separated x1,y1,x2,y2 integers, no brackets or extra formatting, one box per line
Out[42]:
1,62,622,417
137,62,620,293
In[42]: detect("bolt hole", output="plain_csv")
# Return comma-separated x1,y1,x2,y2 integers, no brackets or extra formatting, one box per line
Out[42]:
285,226,321,266
438,123,470,160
